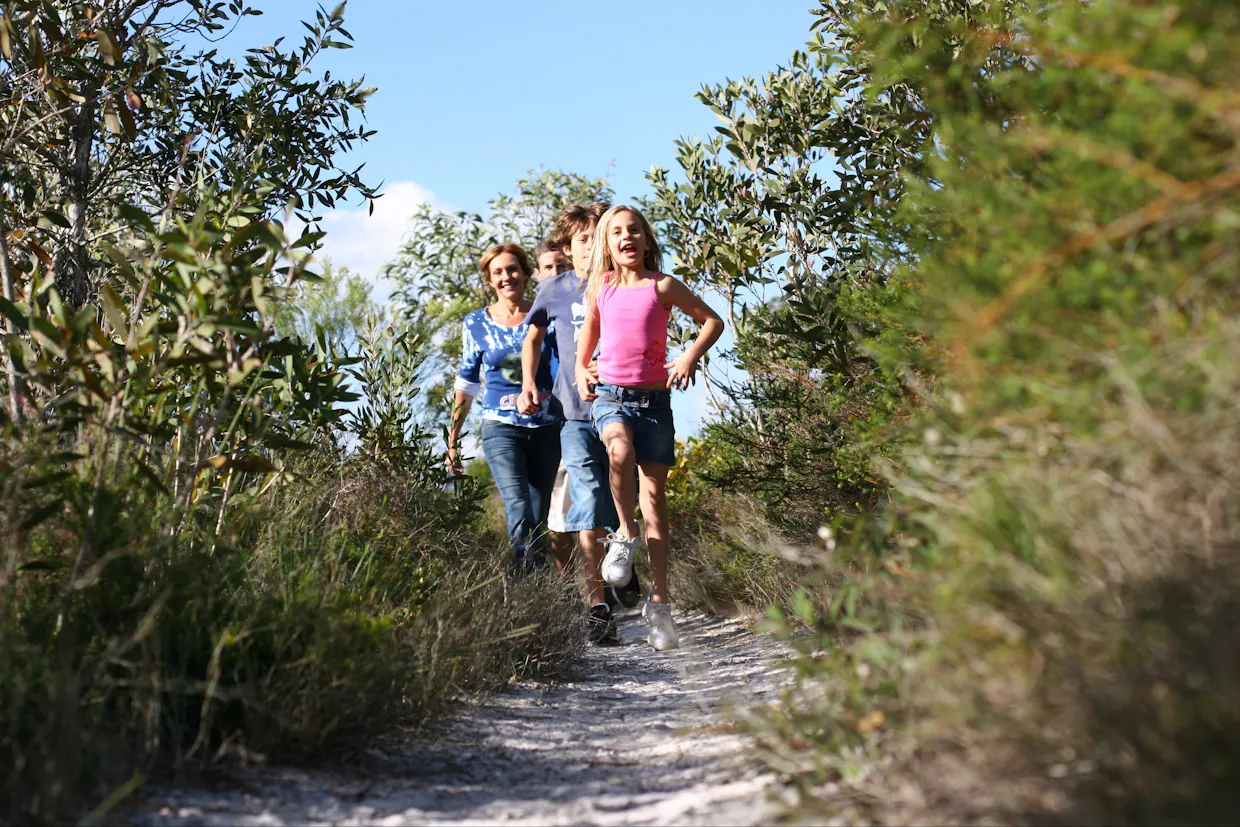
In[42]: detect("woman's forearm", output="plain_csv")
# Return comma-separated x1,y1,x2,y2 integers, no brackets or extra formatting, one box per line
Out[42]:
448,390,474,447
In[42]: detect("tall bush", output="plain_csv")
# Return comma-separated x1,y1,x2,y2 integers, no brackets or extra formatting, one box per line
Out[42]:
643,0,1003,536
646,0,1028,618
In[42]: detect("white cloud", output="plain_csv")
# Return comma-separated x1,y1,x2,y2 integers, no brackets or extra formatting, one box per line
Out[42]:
291,180,444,301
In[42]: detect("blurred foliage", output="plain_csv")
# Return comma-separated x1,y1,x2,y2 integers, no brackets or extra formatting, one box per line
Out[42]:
738,0,1240,823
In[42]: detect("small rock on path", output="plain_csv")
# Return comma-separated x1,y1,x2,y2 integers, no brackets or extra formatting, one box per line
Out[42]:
136,610,793,826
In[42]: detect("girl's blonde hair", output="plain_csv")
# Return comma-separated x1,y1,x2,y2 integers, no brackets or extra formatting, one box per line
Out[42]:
585,205,663,305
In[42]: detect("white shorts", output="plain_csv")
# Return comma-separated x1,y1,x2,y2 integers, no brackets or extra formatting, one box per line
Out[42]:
547,460,571,534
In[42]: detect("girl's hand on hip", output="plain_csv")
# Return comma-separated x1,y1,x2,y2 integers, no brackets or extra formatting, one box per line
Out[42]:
665,353,699,390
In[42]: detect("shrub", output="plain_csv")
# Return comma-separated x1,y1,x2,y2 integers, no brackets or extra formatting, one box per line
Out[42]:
662,437,805,613
1,441,581,823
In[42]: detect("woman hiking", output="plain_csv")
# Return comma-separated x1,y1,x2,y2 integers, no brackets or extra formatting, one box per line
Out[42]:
446,243,562,571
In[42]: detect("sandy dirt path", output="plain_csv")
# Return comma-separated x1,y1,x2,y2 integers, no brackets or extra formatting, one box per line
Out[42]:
135,610,794,826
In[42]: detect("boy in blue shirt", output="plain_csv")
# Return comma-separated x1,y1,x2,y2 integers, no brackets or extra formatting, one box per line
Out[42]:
519,204,641,644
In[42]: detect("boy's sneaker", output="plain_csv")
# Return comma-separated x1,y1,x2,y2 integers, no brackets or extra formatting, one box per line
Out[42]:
586,603,619,645
605,570,644,610
601,532,638,586
642,600,680,651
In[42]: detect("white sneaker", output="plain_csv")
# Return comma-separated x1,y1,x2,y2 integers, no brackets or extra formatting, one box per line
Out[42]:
642,600,680,651
601,532,637,586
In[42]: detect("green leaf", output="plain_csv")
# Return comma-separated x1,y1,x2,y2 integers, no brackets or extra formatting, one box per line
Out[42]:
793,587,817,625
291,230,326,249
70,306,96,335
22,470,74,489
261,434,317,451
116,204,156,234
0,296,29,332
41,209,71,229
29,318,65,358
135,460,172,497
101,245,138,288
20,499,64,530
230,220,282,253
100,282,129,340
18,558,67,572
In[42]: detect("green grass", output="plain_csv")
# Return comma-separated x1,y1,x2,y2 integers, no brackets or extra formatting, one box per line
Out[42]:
0,444,582,823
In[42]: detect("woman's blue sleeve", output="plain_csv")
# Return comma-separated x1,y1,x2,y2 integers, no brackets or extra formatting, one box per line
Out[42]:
454,316,483,397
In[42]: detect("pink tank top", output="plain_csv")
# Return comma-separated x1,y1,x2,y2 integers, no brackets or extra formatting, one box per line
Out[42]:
596,272,671,387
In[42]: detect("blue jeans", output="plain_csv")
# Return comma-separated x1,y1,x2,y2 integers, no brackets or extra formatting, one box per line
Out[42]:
591,383,676,466
559,419,620,533
481,420,563,570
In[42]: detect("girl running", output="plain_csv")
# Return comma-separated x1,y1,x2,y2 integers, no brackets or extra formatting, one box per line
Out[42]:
574,205,723,650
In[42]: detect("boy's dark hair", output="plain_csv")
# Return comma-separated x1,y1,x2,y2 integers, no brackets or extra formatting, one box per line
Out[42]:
534,238,564,260
551,201,610,250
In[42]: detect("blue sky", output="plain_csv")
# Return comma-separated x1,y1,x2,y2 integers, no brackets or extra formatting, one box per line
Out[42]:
227,1,818,433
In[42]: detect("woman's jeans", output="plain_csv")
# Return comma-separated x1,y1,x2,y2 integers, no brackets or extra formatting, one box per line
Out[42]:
480,420,563,571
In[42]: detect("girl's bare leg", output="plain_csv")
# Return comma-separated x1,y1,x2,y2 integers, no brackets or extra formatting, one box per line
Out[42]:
638,462,670,602
600,423,639,539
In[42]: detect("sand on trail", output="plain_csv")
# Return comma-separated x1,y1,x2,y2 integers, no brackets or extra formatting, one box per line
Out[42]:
136,610,795,826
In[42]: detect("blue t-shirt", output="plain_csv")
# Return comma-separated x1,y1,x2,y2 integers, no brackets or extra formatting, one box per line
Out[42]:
527,270,592,422
547,322,559,380
455,308,559,427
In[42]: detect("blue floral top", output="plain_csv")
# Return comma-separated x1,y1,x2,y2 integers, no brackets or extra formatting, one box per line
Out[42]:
454,308,559,428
